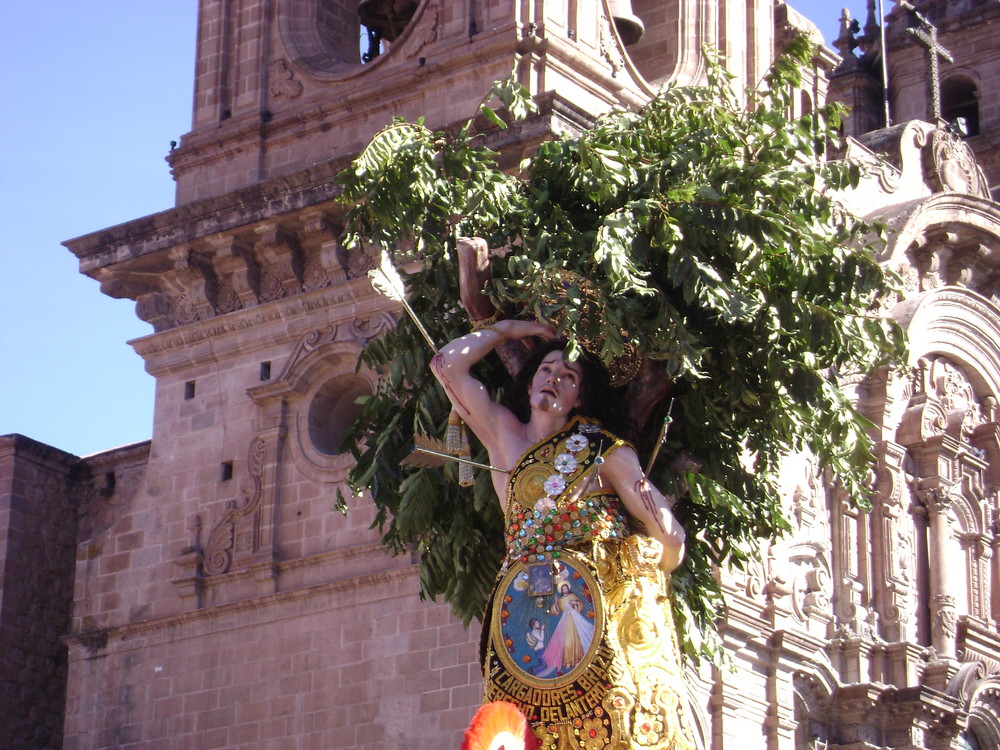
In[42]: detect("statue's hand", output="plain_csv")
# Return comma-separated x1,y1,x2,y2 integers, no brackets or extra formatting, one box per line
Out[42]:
495,319,556,341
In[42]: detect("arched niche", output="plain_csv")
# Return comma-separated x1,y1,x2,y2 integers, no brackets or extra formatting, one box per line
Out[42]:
896,287,1000,403
276,0,431,80
942,72,981,138
791,663,841,746
881,192,1000,270
951,669,1000,750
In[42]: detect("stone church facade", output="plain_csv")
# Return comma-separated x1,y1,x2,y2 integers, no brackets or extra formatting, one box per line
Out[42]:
3,1,1000,748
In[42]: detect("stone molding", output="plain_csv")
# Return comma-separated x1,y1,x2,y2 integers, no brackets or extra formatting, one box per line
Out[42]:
81,555,419,652
129,277,382,376
844,122,996,227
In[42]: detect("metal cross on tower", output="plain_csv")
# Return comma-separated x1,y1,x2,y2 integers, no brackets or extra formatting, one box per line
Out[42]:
900,1,953,122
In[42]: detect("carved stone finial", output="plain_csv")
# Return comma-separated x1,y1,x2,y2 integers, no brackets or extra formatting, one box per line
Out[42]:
833,9,862,72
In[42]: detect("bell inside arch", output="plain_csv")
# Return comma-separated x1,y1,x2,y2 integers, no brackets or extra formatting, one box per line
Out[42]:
609,0,644,46
358,0,419,42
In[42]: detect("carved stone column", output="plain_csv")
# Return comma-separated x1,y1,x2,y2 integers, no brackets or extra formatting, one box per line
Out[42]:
872,440,917,643
992,513,1000,625
919,482,959,657
831,479,870,637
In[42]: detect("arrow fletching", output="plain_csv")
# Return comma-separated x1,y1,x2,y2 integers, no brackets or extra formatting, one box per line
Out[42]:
368,249,440,353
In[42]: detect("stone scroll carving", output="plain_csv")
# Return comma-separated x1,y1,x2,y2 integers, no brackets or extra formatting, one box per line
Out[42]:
203,437,266,576
923,128,991,199
760,458,834,629
898,356,996,448
404,1,440,57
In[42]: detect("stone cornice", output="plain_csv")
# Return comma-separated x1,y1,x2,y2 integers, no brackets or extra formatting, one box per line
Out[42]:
63,159,349,271
0,433,80,468
63,96,598,338
130,277,386,375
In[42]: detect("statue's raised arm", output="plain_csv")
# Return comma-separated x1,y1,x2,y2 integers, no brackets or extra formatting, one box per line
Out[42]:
430,319,556,495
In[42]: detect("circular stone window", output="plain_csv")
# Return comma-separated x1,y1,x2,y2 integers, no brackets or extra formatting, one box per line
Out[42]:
307,374,372,455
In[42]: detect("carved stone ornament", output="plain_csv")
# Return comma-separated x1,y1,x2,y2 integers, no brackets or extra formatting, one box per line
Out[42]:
269,315,396,389
215,282,243,313
134,292,173,331
924,128,991,198
404,1,439,57
302,256,332,291
269,58,303,99
204,437,266,576
932,593,958,637
790,459,823,531
598,11,627,75
342,313,397,346
898,356,993,446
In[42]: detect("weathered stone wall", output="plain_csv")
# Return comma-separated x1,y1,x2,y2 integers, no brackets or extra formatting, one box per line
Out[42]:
54,273,485,748
0,435,79,750
63,564,480,749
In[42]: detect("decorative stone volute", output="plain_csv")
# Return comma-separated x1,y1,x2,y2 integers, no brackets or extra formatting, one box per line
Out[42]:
253,224,304,301
168,247,219,325
209,236,260,313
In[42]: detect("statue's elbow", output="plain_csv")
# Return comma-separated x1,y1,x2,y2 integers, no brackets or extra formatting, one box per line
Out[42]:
660,539,685,574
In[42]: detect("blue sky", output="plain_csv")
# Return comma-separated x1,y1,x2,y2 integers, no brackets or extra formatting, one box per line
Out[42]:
0,1,867,457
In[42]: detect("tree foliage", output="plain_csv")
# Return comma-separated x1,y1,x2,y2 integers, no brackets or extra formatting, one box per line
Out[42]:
337,37,907,659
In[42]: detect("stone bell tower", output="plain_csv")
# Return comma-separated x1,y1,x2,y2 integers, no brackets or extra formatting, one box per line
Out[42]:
166,0,802,208
52,1,820,748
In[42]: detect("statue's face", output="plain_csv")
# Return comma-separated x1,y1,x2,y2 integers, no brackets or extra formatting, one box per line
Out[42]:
528,350,583,417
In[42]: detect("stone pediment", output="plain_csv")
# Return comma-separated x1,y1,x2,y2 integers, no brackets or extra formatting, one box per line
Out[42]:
841,120,992,219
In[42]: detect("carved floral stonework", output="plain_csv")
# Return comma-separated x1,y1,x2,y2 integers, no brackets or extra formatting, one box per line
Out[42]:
598,13,626,75
760,458,834,628
173,293,201,325
873,440,918,640
126,219,360,331
900,226,1000,302
933,593,959,638
899,356,995,447
170,248,218,322
269,58,302,99
302,256,332,291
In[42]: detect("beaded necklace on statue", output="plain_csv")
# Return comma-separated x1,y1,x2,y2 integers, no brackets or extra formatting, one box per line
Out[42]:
504,418,630,568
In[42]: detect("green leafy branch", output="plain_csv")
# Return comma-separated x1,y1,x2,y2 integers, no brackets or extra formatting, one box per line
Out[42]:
336,37,907,660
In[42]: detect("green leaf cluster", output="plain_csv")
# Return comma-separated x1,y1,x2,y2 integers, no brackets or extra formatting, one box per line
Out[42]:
337,39,907,659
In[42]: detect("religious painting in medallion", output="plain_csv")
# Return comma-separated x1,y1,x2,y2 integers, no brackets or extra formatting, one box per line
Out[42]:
493,556,604,685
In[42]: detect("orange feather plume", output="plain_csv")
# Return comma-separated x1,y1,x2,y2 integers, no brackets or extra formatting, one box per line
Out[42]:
461,702,540,750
